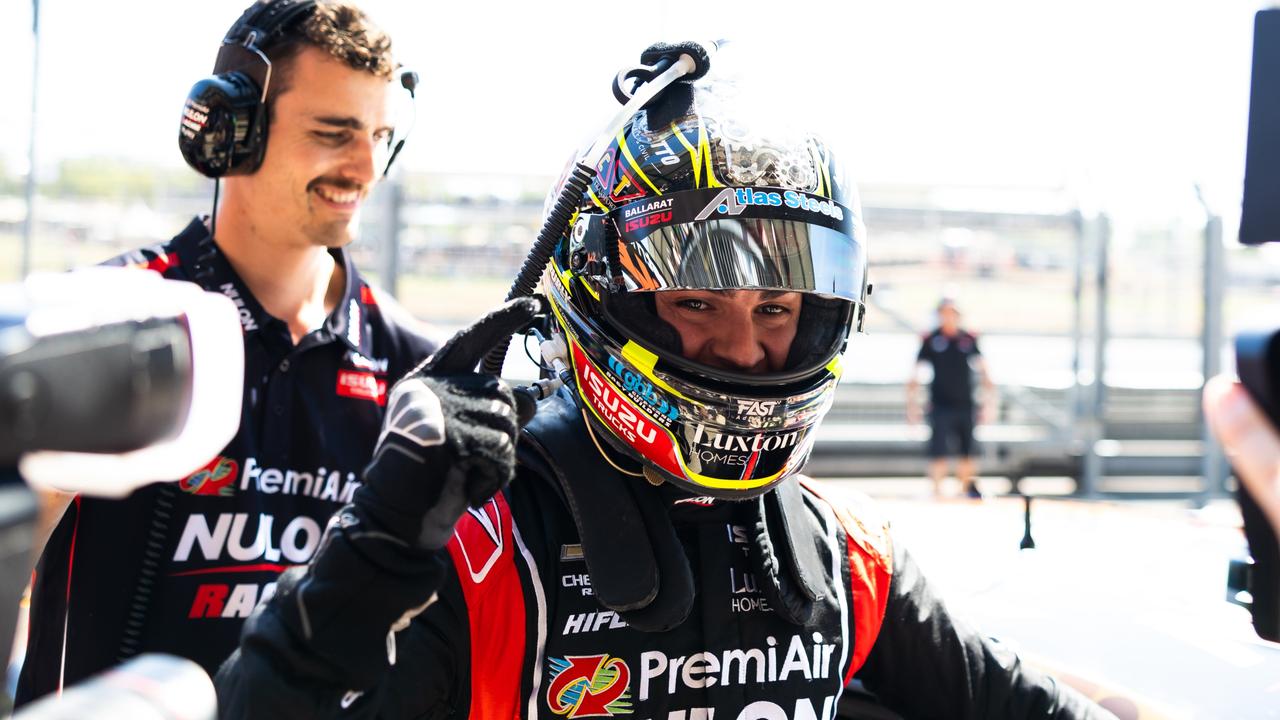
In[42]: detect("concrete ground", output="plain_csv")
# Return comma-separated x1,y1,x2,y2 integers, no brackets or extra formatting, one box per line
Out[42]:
823,476,1279,719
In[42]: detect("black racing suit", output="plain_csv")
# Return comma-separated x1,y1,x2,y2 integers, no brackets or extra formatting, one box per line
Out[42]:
215,395,1109,719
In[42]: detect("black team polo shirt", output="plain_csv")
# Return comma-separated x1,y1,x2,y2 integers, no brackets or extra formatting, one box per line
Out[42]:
916,328,982,410
16,217,438,704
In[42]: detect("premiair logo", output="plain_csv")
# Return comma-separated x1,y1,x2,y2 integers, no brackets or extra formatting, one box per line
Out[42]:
546,655,632,718
637,633,838,700
695,188,845,222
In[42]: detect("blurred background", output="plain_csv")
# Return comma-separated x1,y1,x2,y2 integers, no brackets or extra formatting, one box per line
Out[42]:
3,1,1280,715
1,0,1270,498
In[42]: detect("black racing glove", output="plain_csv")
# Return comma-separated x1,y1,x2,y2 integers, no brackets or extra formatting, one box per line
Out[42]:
353,295,541,550
241,297,542,692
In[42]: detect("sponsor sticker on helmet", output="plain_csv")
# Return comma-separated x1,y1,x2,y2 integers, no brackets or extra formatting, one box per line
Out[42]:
621,198,676,234
691,424,800,453
736,399,780,419
621,198,675,220
573,342,681,477
605,355,679,426
613,187,856,244
672,496,718,508
694,187,846,222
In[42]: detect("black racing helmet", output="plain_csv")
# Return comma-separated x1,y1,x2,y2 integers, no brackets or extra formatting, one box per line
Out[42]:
543,73,869,499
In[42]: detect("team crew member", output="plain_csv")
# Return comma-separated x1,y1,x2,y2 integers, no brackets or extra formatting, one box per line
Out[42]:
215,66,1108,718
907,297,997,498
17,0,436,704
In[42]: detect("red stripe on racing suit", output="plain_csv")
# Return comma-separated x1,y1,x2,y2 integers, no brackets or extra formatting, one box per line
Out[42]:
801,479,894,682
445,493,525,719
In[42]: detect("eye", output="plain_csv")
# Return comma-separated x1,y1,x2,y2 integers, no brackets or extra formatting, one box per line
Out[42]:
758,303,791,316
675,298,710,312
312,130,347,144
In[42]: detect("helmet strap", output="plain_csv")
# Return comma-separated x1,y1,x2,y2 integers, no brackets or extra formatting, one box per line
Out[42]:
520,393,831,630
521,393,694,632
748,478,828,625
579,409,644,478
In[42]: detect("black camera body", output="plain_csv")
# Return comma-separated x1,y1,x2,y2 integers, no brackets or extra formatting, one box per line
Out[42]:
1240,10,1280,248
1232,8,1280,643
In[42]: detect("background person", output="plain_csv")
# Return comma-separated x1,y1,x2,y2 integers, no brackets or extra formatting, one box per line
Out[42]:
15,0,436,704
907,297,997,498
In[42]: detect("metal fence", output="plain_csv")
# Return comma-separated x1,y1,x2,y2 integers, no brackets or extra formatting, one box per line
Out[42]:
4,173,1274,499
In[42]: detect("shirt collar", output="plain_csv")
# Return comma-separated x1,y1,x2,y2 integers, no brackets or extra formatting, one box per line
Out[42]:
323,245,375,357
171,217,272,336
171,217,375,356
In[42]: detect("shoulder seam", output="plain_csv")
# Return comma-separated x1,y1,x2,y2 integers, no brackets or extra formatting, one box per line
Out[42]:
799,479,892,567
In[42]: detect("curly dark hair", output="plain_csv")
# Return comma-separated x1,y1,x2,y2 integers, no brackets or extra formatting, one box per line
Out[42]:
264,0,396,98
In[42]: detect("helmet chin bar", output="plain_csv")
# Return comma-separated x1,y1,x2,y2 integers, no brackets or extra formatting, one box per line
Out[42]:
545,272,836,499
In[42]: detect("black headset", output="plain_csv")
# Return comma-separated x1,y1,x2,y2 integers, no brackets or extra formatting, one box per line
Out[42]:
178,0,417,179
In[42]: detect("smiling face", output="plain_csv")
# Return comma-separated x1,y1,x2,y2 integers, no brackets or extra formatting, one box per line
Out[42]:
654,289,802,374
234,45,395,249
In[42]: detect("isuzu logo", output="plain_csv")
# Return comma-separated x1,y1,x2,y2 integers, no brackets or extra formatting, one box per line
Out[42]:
582,356,658,446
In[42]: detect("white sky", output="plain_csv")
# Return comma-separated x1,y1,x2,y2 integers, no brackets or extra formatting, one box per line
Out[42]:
0,0,1266,215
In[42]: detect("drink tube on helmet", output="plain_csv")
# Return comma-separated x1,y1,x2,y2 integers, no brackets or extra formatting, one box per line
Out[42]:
481,41,719,376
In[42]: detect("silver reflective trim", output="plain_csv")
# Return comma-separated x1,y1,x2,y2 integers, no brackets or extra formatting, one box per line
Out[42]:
514,521,549,720
614,218,865,301
824,499,853,694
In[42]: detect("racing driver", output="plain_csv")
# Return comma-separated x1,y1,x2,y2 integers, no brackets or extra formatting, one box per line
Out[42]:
214,61,1112,720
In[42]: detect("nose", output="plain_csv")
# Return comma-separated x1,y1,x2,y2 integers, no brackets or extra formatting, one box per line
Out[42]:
706,310,766,372
341,135,379,187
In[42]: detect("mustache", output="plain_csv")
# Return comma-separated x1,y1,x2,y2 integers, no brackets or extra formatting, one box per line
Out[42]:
307,177,365,194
